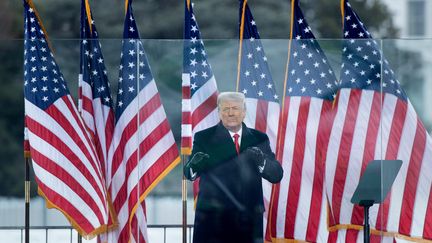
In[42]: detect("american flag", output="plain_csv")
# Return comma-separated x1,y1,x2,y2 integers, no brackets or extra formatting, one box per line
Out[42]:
78,0,115,186
23,0,111,237
267,0,338,242
237,0,280,237
106,1,180,242
182,0,219,198
325,0,432,242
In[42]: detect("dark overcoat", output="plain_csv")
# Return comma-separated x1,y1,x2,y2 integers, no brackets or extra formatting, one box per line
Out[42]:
184,122,283,243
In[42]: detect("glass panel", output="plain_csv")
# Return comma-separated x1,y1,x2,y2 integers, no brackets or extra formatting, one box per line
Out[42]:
2,38,432,243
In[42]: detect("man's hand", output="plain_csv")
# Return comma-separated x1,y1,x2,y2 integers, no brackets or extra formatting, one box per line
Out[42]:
189,152,210,170
245,147,265,171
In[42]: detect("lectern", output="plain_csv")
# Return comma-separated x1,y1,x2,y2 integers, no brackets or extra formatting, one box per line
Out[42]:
351,160,402,243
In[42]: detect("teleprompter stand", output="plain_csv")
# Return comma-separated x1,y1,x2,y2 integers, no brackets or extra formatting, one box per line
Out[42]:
351,160,402,243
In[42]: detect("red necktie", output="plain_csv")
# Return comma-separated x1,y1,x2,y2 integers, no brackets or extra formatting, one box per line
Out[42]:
233,133,240,154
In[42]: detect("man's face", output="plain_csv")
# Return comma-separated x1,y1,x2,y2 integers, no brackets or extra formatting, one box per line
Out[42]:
219,100,246,132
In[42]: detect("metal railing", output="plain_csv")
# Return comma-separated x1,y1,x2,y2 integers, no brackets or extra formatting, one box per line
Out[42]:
0,225,194,243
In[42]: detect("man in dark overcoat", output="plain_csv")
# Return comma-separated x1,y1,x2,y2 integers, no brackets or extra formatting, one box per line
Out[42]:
184,92,283,243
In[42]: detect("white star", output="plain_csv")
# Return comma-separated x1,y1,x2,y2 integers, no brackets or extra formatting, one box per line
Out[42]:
98,58,103,63
267,83,273,89
313,62,319,68
320,72,326,78
360,70,365,76
128,74,135,80
251,80,257,86
250,37,255,42
105,97,110,103
298,60,304,66
288,87,293,93
354,62,359,67
244,71,250,77
191,83,198,90
254,63,259,69
301,87,306,93
242,89,247,94
190,71,197,78
307,52,313,58
128,62,135,68
190,48,198,55
139,74,145,80
298,19,304,24
118,101,123,107
350,78,356,83
191,25,198,32
304,69,310,75
53,88,59,93
326,83,332,88
251,20,256,25
247,53,253,59
310,79,316,84
128,86,135,92
260,73,266,79
317,89,322,94
295,78,301,84
42,96,48,102
191,37,197,43
258,91,263,96
190,59,197,66
31,87,37,93
129,27,135,33
202,71,208,78
273,94,278,100
256,46,261,52
129,50,135,56
351,23,357,29
201,60,208,67
367,79,372,85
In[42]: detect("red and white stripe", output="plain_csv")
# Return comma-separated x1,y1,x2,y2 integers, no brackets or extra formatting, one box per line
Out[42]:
268,96,336,242
25,95,110,236
107,80,179,243
78,73,115,181
325,88,432,241
181,73,219,154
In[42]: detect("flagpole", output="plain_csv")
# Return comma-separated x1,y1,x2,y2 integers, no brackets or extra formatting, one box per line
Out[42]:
236,0,248,91
24,155,31,243
181,154,188,243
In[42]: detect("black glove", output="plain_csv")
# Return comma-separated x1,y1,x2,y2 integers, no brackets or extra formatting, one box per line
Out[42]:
245,146,265,168
188,152,210,171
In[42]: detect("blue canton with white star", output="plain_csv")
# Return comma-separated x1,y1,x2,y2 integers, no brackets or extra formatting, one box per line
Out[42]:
183,2,214,96
286,1,338,100
80,0,112,107
23,2,69,110
238,0,279,102
115,3,154,120
340,0,407,101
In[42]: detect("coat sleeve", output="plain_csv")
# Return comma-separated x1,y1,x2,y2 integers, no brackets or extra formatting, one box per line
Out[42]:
259,136,283,183
183,135,209,181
